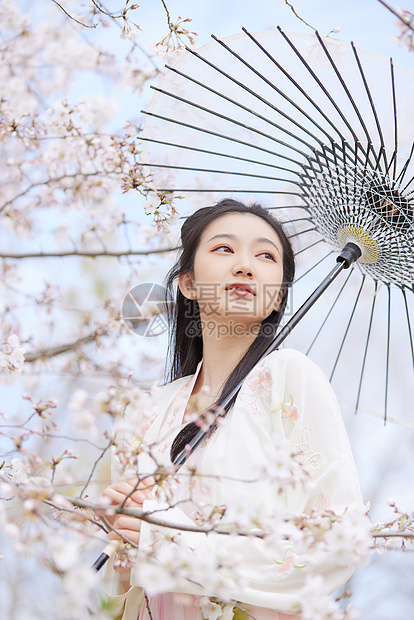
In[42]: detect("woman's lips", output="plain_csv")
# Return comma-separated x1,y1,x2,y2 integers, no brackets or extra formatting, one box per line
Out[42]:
226,284,255,297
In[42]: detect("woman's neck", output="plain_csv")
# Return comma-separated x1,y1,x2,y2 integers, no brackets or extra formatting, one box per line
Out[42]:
192,325,257,397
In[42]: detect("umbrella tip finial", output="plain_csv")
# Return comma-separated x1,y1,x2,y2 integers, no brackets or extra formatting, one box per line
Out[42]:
337,242,362,268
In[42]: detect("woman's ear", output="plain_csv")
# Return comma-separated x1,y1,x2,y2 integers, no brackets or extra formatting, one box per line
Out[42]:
274,288,285,312
178,272,197,300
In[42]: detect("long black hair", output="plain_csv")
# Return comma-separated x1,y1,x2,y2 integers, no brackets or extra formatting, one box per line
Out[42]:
165,199,295,463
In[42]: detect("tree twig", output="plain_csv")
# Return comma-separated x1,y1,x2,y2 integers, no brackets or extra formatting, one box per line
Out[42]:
90,0,125,19
79,440,112,499
160,0,172,28
24,330,104,362
96,0,159,68
68,497,414,541
0,246,178,259
144,593,155,620
43,498,108,533
373,531,414,538
51,0,97,28
72,496,269,537
0,171,103,214
377,0,414,31
284,0,316,31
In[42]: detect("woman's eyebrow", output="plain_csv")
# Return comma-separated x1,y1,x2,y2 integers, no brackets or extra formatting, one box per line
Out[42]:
207,233,236,243
207,233,281,255
256,236,281,255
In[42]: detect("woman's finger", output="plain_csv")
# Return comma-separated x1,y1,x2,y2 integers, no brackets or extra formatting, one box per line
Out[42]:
108,529,140,545
103,485,146,505
112,516,141,531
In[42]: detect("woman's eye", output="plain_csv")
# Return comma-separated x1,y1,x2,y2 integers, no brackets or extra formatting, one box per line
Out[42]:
213,245,232,253
258,252,276,261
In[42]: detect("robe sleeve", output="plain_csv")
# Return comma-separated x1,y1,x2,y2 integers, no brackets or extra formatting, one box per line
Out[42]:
101,401,148,613
101,378,191,616
275,349,363,516
132,349,367,614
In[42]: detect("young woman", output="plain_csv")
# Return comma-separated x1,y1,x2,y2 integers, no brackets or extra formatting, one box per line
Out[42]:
102,199,364,620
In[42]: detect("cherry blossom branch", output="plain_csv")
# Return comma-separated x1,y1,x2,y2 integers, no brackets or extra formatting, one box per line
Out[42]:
96,1,159,67
0,171,105,214
90,0,128,19
62,497,414,544
79,440,112,499
43,498,108,533
0,246,178,259
377,0,414,31
284,0,316,31
51,0,97,28
160,0,172,28
144,593,155,620
71,496,267,537
24,330,105,362
0,424,106,449
155,1,197,51
373,531,414,538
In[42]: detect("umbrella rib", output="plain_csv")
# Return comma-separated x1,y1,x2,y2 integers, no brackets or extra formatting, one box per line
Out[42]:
395,141,414,187
330,274,366,381
267,206,308,212
182,43,329,147
282,216,315,224
139,137,301,175
400,152,414,194
241,27,349,144
340,140,351,221
302,140,378,183
164,63,320,151
268,212,316,226
275,27,359,144
294,251,335,283
306,270,353,356
402,287,414,373
295,238,326,255
390,59,398,182
325,142,352,223
351,43,388,171
287,226,318,239
316,34,372,146
141,111,305,167
154,188,302,194
210,30,341,144
149,85,310,158
355,281,378,415
384,285,391,424
139,161,303,184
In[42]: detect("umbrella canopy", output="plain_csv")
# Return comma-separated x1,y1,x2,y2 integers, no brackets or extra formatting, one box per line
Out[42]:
140,29,414,425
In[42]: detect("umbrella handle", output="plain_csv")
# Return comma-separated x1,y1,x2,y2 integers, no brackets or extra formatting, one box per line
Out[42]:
92,242,361,570
92,540,118,571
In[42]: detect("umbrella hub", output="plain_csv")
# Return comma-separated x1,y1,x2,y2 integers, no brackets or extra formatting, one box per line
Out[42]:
300,142,414,288
337,225,379,264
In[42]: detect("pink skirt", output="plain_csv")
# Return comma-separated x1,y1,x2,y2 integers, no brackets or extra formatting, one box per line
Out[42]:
138,593,296,620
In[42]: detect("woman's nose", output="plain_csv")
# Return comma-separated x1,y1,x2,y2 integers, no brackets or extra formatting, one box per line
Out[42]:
232,263,254,278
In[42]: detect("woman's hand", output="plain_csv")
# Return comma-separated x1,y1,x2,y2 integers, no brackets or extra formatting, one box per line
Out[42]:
101,477,153,546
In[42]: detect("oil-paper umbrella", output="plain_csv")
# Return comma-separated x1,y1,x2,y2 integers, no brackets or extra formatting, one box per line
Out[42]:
139,28,414,427
93,30,414,570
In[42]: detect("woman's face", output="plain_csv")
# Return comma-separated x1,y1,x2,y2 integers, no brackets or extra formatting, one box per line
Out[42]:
179,213,285,330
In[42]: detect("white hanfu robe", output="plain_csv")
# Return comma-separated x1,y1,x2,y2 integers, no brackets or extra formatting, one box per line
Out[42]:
103,349,364,619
